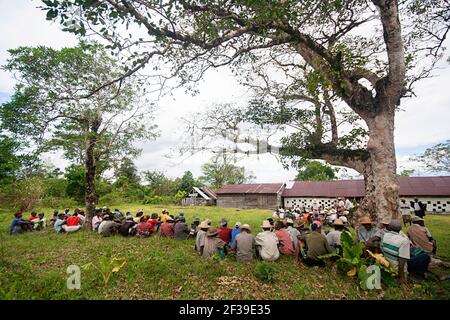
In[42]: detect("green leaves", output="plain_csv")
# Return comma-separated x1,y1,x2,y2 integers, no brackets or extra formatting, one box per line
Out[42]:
82,250,127,286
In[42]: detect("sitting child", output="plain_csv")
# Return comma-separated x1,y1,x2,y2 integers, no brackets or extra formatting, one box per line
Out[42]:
10,211,33,235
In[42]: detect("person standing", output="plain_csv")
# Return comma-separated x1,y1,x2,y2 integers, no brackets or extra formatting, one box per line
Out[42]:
412,198,426,219
195,221,209,256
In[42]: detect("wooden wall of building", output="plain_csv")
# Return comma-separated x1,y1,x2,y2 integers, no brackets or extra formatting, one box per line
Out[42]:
217,194,280,209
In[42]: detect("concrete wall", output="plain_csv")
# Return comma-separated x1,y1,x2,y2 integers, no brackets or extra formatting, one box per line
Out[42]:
217,194,280,209
283,196,450,213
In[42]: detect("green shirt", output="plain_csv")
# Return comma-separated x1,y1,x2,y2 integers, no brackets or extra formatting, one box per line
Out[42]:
302,231,333,260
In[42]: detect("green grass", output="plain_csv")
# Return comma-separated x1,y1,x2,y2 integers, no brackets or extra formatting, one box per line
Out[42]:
0,204,449,300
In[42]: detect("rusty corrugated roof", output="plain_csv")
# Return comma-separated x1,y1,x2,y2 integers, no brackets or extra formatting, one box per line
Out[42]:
282,176,450,198
201,186,217,200
215,183,285,195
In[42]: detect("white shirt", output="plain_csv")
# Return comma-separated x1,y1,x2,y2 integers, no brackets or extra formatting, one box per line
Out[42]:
381,231,411,272
338,200,345,207
345,199,353,210
92,216,102,231
255,231,280,262
326,230,342,248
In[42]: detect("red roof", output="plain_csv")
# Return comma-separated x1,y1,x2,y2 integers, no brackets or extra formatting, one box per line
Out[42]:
201,186,217,200
215,183,285,195
282,176,450,198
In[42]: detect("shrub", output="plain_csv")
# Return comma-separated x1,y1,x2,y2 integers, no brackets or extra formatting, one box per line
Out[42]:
254,262,277,283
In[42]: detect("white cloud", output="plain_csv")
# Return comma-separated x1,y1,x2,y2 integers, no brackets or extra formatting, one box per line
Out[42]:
1,0,449,183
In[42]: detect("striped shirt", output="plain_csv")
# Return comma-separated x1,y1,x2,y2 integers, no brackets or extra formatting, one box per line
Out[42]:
381,231,411,271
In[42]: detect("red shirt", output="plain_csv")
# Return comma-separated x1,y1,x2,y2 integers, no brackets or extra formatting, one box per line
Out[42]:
218,227,232,243
29,215,38,221
159,222,174,238
146,219,158,233
137,222,151,235
275,229,295,255
66,216,80,226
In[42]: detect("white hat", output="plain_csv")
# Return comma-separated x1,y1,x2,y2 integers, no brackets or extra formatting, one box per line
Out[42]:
241,224,251,231
235,221,242,228
340,216,348,224
261,220,272,229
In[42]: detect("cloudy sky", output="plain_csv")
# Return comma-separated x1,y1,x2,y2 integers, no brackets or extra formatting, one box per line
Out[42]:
1,0,449,183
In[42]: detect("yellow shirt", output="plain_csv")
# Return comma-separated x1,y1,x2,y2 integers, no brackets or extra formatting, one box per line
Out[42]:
160,214,170,223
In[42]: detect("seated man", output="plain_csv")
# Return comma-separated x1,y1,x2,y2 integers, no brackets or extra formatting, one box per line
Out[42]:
92,209,103,232
159,216,175,238
98,215,120,237
286,218,301,250
10,211,33,235
326,218,345,254
195,221,210,256
134,210,144,224
229,222,241,249
231,224,255,262
64,211,82,233
159,209,171,223
274,221,295,256
255,220,280,261
407,216,436,255
202,227,226,258
49,210,59,227
174,216,190,240
136,216,152,237
187,217,201,239
382,219,430,283
298,222,333,267
119,215,137,237
218,218,232,245
36,213,47,230
356,216,382,253
54,213,67,233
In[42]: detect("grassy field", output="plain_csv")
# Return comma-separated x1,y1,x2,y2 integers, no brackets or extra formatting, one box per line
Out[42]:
0,204,449,300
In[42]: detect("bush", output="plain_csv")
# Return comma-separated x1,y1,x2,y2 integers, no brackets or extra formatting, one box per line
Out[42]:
99,191,129,206
254,262,278,283
142,195,176,205
41,196,79,209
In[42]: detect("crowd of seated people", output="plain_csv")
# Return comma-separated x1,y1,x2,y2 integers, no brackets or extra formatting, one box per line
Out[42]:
8,200,445,283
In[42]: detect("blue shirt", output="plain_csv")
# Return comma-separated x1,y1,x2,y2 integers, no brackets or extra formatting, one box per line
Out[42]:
54,219,66,233
230,228,241,248
10,218,23,235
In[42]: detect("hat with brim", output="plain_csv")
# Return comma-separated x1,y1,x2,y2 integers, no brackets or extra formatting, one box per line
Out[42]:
360,216,372,225
207,227,219,237
411,216,424,223
286,218,294,224
261,220,272,229
240,224,251,231
340,216,348,224
330,209,337,214
333,218,344,226
199,221,209,229
389,219,402,232
235,222,241,228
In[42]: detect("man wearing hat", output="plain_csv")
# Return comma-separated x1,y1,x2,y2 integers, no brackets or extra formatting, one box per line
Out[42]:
174,216,190,240
202,227,226,258
255,220,280,262
195,221,210,255
356,216,382,252
381,219,431,283
407,216,436,255
229,222,241,249
326,218,345,252
297,221,332,267
159,216,175,238
231,224,255,262
159,209,171,223
286,219,301,249
218,218,232,245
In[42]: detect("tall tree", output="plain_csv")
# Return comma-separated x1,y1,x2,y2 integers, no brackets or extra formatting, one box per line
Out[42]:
143,170,179,196
295,160,338,181
199,153,255,189
0,135,21,185
412,140,450,174
1,43,158,227
42,1,449,223
178,171,198,194
115,158,141,184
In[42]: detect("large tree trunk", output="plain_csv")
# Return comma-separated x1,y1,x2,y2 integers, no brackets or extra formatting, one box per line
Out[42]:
353,160,377,226
366,109,400,224
84,120,100,230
